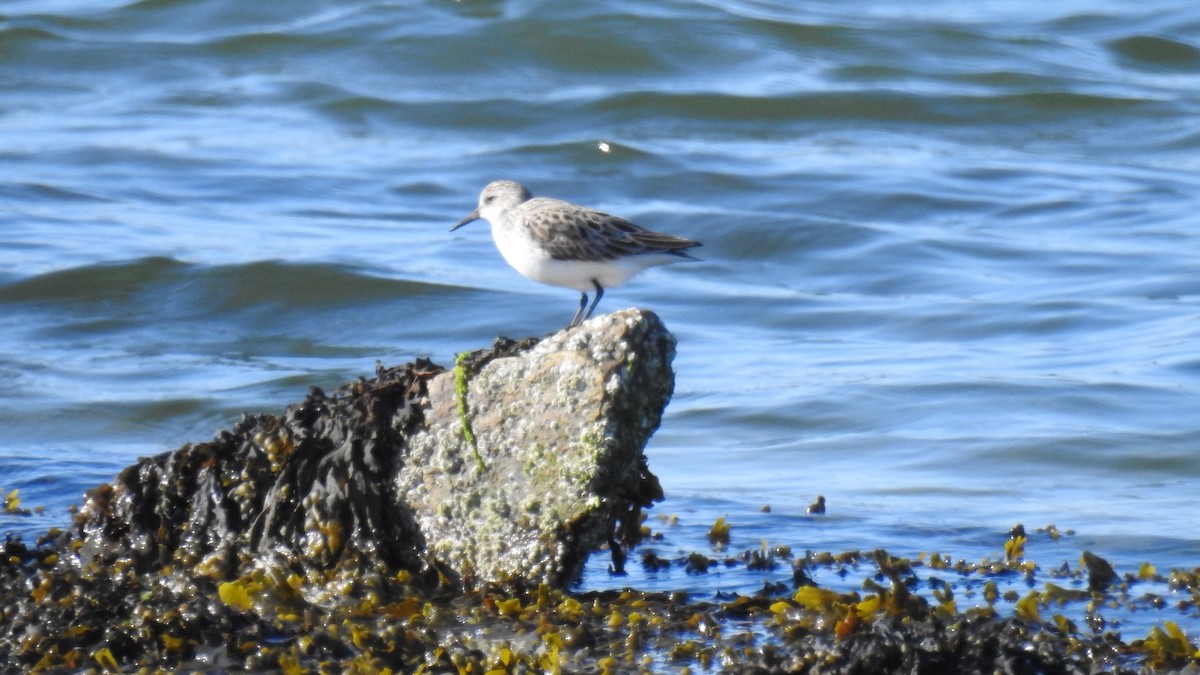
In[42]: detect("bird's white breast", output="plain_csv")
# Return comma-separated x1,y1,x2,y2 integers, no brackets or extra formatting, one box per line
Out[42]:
490,219,675,292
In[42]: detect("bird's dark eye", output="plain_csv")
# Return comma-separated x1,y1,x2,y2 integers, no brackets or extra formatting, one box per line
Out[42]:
484,195,495,204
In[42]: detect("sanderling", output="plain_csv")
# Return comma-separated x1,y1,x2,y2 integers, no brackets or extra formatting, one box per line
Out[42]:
452,180,702,327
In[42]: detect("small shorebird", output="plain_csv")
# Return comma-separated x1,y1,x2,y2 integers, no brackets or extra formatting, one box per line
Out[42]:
452,180,701,327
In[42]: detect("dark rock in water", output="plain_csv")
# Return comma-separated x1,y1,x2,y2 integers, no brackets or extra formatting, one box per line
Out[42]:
76,308,672,589
1080,550,1117,593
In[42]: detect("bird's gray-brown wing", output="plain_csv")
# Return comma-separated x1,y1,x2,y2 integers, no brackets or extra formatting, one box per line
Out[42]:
521,198,701,262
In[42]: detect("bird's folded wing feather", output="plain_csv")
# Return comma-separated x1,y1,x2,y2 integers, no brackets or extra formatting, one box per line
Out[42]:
524,199,700,262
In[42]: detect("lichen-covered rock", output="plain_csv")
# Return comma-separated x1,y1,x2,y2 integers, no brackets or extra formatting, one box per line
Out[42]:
398,309,671,587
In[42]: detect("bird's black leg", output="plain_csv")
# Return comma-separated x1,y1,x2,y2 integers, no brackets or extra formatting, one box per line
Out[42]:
569,291,588,327
582,280,604,321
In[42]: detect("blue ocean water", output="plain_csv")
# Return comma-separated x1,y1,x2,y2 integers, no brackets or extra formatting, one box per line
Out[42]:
3,0,1200,639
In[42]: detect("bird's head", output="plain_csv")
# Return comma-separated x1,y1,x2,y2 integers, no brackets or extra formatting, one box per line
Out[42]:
451,180,534,231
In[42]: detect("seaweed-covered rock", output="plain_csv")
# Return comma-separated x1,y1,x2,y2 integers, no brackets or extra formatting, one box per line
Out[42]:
74,308,672,589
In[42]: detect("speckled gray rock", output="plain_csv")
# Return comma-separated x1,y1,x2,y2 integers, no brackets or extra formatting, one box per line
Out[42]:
398,308,672,587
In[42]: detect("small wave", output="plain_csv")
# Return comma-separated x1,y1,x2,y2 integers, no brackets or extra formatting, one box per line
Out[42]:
0,257,470,313
1109,35,1200,72
0,256,186,304
0,182,114,204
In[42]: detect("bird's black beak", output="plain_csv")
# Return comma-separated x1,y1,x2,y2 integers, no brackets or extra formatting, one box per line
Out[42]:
450,209,480,232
